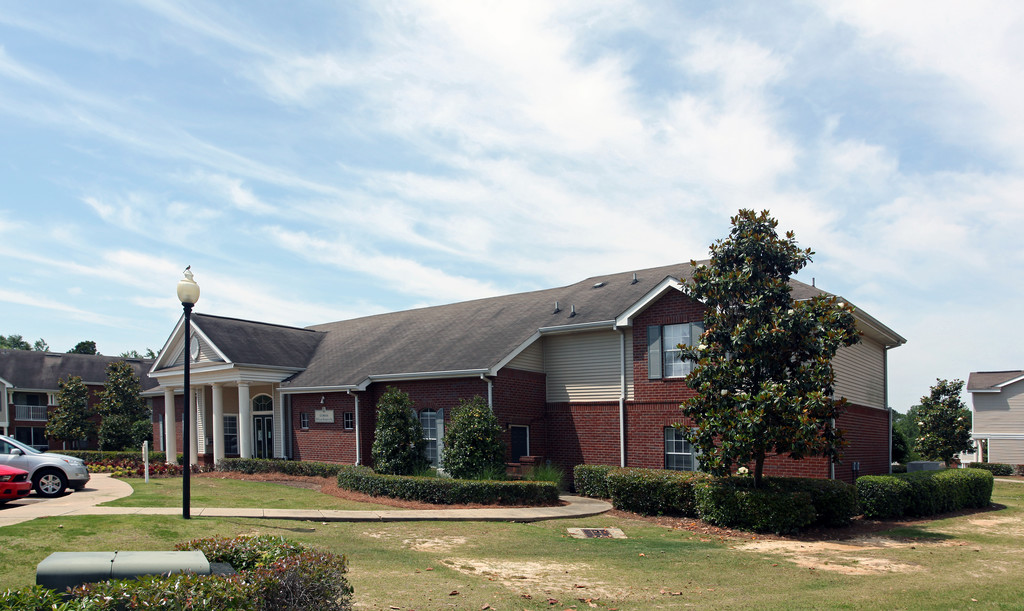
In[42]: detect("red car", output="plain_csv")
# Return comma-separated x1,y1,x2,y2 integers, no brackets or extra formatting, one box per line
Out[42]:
0,464,32,504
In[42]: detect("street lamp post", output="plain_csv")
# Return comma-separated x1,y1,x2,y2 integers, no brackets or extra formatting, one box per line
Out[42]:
176,267,200,520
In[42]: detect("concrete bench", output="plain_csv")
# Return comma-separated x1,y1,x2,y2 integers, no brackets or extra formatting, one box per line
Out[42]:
37,551,215,592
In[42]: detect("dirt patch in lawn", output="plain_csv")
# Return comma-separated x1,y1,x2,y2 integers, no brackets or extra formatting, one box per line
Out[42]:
196,471,562,510
734,536,931,575
362,529,468,552
441,558,619,598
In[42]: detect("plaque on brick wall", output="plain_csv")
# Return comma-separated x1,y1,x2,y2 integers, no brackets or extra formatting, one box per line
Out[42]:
314,408,334,424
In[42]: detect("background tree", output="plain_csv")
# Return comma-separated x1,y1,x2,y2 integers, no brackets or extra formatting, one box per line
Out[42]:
46,375,96,450
892,407,923,462
442,396,507,479
680,209,860,487
891,425,909,464
0,334,48,351
916,378,973,466
68,340,99,355
33,339,49,352
95,361,151,450
370,387,428,475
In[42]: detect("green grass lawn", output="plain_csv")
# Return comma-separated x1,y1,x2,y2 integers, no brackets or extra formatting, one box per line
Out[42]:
2,482,1023,609
98,476,405,511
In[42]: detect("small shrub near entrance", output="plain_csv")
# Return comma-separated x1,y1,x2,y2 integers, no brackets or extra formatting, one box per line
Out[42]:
606,468,710,517
573,464,615,498
442,396,506,480
337,465,559,505
371,387,429,476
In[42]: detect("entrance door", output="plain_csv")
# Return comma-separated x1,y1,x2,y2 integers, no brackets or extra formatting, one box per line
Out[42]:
253,415,273,459
510,425,529,462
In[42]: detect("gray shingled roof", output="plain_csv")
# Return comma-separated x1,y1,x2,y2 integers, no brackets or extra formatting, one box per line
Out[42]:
967,370,1024,391
0,350,156,391
191,314,324,369
283,262,829,389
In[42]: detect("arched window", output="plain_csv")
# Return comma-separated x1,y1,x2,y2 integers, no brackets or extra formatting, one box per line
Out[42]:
252,395,273,412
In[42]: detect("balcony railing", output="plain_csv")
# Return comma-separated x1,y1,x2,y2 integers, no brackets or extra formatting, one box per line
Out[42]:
15,404,48,421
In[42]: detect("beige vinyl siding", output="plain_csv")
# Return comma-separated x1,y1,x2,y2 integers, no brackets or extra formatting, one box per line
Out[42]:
507,341,544,372
973,381,1024,435
987,439,1024,464
624,331,634,401
832,336,885,408
544,330,623,402
172,335,222,366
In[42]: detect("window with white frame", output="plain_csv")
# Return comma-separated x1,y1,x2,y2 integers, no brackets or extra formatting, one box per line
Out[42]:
664,427,699,471
300,412,309,429
419,409,443,467
224,415,238,455
252,395,273,412
343,412,354,430
648,322,704,379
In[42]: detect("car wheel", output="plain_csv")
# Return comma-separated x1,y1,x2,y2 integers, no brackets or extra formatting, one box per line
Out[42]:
34,469,68,498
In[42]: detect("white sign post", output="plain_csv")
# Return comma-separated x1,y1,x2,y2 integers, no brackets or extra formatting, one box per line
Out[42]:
143,441,149,484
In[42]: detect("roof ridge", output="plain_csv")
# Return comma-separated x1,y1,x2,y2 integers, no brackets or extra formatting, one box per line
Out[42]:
193,312,323,334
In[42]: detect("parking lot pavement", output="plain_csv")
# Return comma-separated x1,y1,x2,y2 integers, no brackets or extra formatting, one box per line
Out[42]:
0,474,134,528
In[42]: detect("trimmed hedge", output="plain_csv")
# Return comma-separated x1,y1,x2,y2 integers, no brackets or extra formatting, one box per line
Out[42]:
605,468,709,517
573,464,616,498
966,462,1014,476
337,465,559,505
857,468,994,519
0,535,351,611
692,476,859,534
221,457,349,478
61,450,168,464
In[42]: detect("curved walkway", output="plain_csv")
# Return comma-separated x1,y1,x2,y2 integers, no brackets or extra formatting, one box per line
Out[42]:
0,474,611,528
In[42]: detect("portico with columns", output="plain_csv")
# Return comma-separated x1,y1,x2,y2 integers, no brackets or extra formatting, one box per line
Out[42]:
146,312,323,467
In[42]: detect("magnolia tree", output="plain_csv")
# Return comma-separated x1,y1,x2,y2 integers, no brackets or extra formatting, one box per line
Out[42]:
680,209,860,487
46,375,96,449
442,396,506,479
96,361,151,450
916,378,972,466
370,387,429,475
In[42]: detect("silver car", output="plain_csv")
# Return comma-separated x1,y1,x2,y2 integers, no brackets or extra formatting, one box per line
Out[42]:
0,435,90,497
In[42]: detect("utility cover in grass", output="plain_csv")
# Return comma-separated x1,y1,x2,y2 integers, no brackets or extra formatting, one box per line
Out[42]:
567,527,626,539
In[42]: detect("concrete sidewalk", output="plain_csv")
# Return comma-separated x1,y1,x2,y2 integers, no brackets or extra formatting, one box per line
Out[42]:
0,474,611,528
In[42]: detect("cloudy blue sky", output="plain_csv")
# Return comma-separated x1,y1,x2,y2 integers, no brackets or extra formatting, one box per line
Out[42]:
1,1,1021,411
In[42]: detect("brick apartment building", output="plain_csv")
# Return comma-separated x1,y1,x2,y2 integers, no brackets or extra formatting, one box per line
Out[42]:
146,262,905,483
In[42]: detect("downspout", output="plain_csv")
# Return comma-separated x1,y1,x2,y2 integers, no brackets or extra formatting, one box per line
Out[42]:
830,417,836,480
618,328,627,468
347,390,361,465
884,345,892,473
480,374,493,409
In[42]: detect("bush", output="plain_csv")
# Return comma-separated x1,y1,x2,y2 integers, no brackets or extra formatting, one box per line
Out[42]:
857,468,994,519
337,465,559,505
966,462,1014,476
442,396,507,480
62,450,169,464
694,478,820,534
573,464,615,498
2,535,352,611
220,457,348,478
605,468,709,517
891,463,908,473
371,387,428,476
525,463,565,490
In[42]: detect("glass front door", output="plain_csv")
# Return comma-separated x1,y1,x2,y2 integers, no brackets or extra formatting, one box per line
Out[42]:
253,415,273,459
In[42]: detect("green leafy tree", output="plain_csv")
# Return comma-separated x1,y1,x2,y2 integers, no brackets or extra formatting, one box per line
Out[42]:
892,407,923,462
680,209,860,487
46,375,96,449
916,378,972,466
95,361,151,450
891,425,909,464
370,387,428,475
442,396,507,479
1,334,32,350
68,340,99,355
33,339,49,352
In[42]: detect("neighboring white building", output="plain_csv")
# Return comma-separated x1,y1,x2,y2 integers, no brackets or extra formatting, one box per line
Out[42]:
967,370,1024,464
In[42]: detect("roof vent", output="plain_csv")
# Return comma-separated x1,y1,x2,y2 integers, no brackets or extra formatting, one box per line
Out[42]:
592,282,606,289
631,272,638,285
553,301,561,314
569,305,577,317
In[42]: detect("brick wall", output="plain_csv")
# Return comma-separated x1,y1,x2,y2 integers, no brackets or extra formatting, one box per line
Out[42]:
493,368,547,460
632,289,705,402
834,403,891,482
291,392,357,463
545,402,621,471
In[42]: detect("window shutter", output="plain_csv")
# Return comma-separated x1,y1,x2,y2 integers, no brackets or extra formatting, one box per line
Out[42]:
647,325,662,379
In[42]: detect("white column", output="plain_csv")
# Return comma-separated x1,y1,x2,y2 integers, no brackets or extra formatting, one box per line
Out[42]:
163,387,177,464
238,382,252,459
211,383,224,464
188,388,199,467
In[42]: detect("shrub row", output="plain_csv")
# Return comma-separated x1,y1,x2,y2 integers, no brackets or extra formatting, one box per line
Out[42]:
0,535,352,611
337,465,560,505
573,465,859,534
965,462,1015,476
856,468,994,519
220,457,349,478
61,450,168,464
